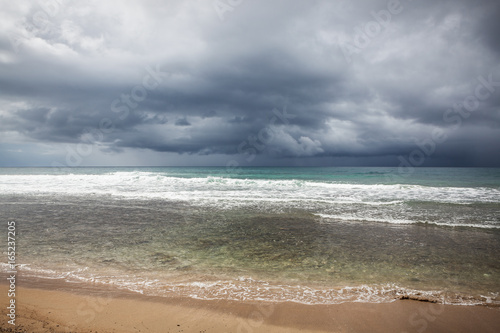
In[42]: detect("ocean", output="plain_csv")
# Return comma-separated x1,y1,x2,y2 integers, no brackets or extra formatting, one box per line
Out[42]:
1,167,499,305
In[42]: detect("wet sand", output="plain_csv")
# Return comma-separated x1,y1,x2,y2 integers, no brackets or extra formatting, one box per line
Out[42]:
1,283,500,333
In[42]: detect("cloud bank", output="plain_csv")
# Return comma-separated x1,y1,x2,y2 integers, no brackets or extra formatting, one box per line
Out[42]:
0,0,499,167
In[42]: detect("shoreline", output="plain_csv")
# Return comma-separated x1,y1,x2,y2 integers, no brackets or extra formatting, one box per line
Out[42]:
1,282,500,333
2,269,496,306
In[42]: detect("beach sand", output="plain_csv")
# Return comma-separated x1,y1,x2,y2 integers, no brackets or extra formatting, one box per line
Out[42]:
1,283,500,333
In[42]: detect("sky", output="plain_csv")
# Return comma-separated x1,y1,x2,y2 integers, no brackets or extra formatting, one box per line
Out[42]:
0,0,499,167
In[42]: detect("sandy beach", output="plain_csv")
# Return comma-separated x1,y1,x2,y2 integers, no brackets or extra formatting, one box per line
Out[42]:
1,283,499,333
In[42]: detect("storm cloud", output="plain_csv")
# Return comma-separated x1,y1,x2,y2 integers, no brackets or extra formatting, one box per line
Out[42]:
0,0,499,167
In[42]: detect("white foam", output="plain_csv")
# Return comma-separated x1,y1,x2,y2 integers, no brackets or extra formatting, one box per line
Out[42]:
315,213,414,225
421,221,500,229
1,173,498,205
1,172,498,229
315,213,500,229
3,263,492,306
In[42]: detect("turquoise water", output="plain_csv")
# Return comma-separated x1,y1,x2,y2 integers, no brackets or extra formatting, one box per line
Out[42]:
1,167,499,304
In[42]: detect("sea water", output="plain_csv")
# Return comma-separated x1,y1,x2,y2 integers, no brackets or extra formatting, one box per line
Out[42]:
1,167,499,304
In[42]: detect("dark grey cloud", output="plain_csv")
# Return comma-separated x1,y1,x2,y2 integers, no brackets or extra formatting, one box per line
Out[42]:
0,0,499,167
174,117,191,126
